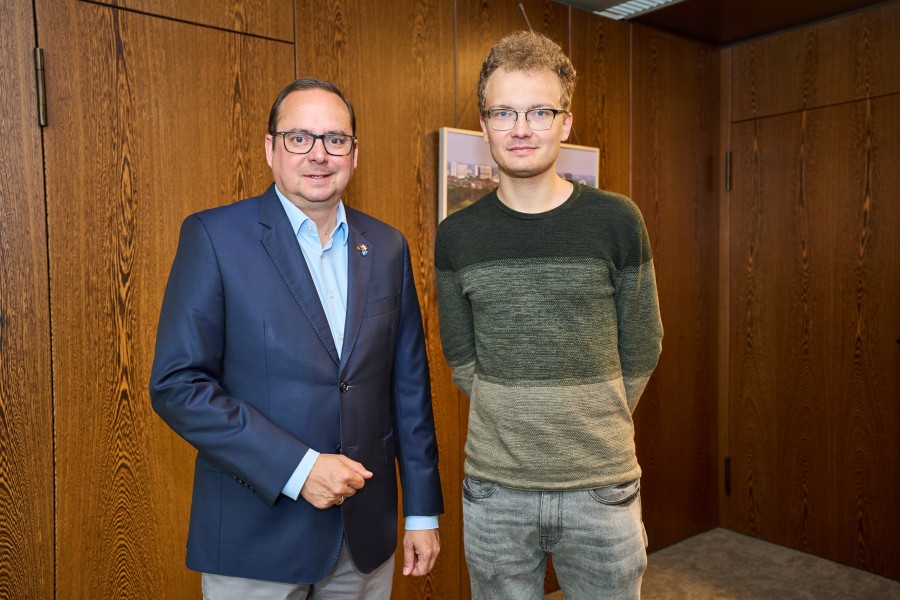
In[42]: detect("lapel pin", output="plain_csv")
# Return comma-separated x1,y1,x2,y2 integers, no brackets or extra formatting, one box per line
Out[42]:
356,244,368,256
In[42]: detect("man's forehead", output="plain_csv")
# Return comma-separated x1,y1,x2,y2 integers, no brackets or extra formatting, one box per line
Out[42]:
486,67,560,89
484,69,562,100
279,89,352,128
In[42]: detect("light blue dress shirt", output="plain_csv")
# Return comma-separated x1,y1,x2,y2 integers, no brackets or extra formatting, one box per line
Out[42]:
274,187,436,530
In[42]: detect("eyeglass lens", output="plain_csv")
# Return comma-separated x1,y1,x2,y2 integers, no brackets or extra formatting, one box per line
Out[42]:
281,132,354,155
487,109,561,131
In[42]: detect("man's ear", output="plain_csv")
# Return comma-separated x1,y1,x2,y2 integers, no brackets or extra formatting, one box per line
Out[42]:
561,111,573,143
479,116,490,142
265,134,275,167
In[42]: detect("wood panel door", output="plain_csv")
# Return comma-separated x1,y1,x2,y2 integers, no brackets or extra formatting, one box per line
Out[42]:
35,0,292,596
731,1,900,121
729,96,900,579
630,25,721,551
0,0,54,597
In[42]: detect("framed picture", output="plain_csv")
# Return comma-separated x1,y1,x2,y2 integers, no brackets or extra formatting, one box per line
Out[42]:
438,127,600,221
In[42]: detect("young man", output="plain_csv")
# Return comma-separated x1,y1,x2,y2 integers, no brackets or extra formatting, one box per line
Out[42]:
435,32,663,600
151,78,442,599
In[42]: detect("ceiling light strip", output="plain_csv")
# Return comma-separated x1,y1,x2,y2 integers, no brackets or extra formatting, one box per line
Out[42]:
595,0,685,20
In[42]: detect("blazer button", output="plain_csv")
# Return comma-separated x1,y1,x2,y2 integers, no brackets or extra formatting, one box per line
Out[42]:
339,381,349,393
335,444,342,454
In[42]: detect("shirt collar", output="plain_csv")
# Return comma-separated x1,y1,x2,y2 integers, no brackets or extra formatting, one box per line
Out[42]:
274,185,347,244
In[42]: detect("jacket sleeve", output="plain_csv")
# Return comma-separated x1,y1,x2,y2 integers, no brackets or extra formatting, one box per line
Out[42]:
149,215,307,506
390,238,444,517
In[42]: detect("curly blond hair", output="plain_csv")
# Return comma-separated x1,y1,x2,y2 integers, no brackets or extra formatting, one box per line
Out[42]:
477,31,577,113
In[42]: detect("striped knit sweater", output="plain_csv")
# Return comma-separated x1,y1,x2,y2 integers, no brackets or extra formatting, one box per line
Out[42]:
434,183,663,490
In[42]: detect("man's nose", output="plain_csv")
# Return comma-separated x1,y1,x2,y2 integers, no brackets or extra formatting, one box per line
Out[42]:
307,137,329,160
511,113,532,136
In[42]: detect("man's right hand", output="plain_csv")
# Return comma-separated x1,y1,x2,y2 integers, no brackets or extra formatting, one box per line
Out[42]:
300,454,373,509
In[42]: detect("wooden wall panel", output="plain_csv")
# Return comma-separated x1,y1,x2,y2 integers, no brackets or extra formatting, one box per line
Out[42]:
0,0,54,598
732,1,900,121
568,8,631,196
90,0,294,41
294,1,461,598
631,25,721,550
717,48,733,527
36,0,292,596
729,97,900,579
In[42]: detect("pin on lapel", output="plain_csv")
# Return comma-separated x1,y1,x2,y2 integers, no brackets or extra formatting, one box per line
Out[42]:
356,244,368,256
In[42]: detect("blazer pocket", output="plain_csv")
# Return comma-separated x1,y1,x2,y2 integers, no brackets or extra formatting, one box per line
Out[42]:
365,293,400,317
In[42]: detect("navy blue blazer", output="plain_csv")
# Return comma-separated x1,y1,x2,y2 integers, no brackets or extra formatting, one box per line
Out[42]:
150,185,443,584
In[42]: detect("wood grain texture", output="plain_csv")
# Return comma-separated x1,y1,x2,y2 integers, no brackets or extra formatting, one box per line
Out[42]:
89,0,294,41
36,0,292,596
568,8,631,196
630,24,721,550
295,1,461,598
732,0,900,121
0,0,54,598
717,48,733,527
729,97,899,579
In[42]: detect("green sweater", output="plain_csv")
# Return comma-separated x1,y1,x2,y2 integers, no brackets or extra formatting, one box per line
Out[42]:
435,183,663,490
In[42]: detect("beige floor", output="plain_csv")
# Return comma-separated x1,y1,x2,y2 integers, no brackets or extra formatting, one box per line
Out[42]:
545,528,900,599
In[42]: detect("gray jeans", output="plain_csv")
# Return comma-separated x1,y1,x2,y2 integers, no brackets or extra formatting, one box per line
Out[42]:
462,477,647,600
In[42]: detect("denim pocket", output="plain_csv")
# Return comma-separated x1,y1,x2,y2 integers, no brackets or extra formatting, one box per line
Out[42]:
462,476,498,500
589,479,640,505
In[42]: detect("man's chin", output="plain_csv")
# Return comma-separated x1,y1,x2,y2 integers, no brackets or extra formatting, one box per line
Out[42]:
499,163,555,179
285,191,342,209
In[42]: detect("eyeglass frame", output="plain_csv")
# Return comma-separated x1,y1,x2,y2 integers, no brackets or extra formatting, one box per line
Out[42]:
481,107,569,131
273,130,358,156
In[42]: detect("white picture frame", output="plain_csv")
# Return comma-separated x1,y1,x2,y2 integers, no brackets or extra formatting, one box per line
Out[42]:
438,127,600,221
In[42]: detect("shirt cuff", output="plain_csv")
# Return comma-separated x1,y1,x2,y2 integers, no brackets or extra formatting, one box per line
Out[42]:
281,449,320,500
405,515,439,530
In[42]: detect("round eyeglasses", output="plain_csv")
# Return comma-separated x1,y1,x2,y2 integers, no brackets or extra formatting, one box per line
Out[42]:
275,131,357,156
482,108,568,131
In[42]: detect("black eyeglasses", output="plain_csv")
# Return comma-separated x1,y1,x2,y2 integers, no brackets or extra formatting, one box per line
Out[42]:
482,108,568,131
275,131,357,156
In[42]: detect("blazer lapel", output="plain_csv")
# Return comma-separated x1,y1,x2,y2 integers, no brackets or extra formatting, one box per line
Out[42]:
258,187,340,364
339,209,371,374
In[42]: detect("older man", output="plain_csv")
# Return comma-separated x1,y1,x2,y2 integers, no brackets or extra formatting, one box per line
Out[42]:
151,77,442,599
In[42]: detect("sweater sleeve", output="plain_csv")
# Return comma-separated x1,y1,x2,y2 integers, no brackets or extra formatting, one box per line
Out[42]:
434,225,476,396
614,216,663,412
